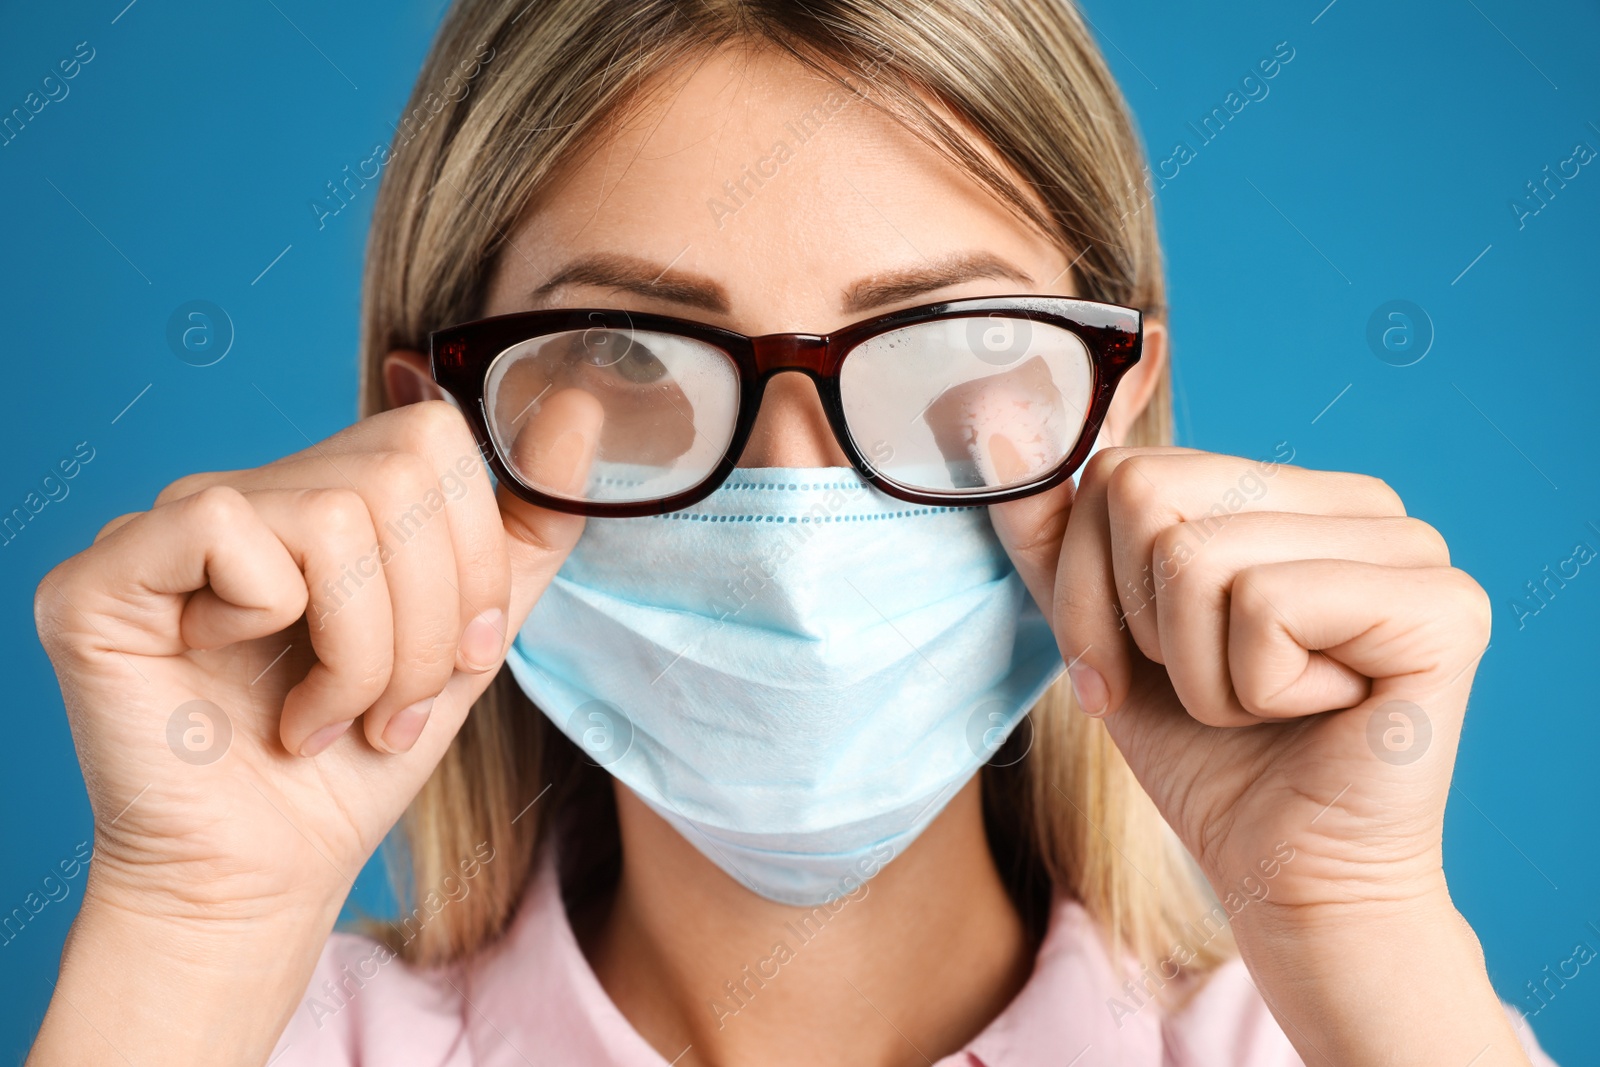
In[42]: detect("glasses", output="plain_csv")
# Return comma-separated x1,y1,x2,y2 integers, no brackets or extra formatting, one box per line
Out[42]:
429,295,1142,517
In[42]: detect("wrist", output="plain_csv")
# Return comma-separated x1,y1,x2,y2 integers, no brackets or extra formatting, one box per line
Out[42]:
82,837,353,926
1230,874,1459,949
31,887,345,1066
72,880,346,959
1229,886,1531,1067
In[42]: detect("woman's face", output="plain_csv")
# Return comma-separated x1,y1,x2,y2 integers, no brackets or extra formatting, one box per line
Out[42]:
476,45,1158,472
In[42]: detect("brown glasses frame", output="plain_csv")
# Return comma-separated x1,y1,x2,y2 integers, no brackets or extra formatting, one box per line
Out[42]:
430,294,1142,517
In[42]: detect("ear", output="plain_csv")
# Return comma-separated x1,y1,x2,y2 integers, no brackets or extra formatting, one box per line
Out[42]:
382,349,455,410
1103,318,1168,446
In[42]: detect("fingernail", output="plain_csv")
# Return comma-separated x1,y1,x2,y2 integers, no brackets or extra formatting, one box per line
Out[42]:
1068,662,1109,717
301,720,352,757
382,697,434,754
459,608,506,671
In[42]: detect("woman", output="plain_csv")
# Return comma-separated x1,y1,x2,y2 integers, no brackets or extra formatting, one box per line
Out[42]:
28,1,1556,1064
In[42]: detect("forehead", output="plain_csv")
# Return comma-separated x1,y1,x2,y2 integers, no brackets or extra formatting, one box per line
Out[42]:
486,46,1073,328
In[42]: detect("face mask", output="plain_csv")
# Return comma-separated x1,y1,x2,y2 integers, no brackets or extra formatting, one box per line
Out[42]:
505,443,1102,906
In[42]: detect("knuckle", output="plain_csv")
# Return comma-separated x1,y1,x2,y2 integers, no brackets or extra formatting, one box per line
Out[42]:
93,511,142,544
1229,566,1278,622
1358,474,1406,516
368,452,441,528
299,488,373,540
395,399,468,454
1230,682,1267,718
999,504,1066,562
1172,668,1251,724
1105,453,1162,518
1444,567,1493,644
1058,582,1120,631
344,652,394,702
1150,522,1199,587
154,471,214,507
371,450,436,497
1190,704,1249,729
364,661,395,699
1230,671,1285,719
32,559,104,662
1399,516,1451,565
1079,445,1134,492
184,484,254,531
459,540,511,599
397,620,461,678
32,563,74,646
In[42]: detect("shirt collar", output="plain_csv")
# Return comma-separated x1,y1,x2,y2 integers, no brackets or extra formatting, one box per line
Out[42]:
461,851,665,1066
952,895,1163,1067
461,851,1165,1067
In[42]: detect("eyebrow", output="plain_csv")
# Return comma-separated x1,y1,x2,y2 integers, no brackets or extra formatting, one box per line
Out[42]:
840,252,1034,313
528,250,1037,319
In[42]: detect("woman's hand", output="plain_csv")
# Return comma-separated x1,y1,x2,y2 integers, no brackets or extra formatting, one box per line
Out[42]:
991,445,1532,1065
30,397,595,1064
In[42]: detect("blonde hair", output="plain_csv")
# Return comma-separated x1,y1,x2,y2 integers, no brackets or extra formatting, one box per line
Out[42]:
359,0,1230,981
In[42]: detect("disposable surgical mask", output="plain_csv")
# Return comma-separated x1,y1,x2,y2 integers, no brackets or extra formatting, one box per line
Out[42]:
504,438,1104,905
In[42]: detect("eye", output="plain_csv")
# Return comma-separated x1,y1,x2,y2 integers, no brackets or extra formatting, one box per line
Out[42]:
572,330,668,384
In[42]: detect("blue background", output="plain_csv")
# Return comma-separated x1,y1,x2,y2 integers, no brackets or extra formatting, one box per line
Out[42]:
1,0,1595,1061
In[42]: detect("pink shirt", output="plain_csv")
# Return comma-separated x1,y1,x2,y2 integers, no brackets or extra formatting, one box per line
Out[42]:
271,856,1557,1066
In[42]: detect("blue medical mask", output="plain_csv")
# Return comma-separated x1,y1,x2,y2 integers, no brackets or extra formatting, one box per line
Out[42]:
505,452,1096,906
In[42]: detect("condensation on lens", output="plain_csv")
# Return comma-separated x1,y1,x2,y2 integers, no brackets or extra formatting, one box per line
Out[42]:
483,328,740,503
838,315,1094,493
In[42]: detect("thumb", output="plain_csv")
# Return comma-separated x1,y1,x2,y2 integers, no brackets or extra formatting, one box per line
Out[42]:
496,387,603,631
989,422,1112,620
923,357,1080,617
989,476,1075,621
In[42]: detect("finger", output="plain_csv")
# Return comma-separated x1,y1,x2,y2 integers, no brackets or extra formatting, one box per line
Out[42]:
1104,451,1406,665
961,366,1092,616
1053,445,1197,716
151,469,247,508
1228,558,1490,724
496,388,601,635
1153,513,1451,726
41,486,305,658
309,450,466,755
988,477,1074,620
238,489,397,756
325,401,512,676
92,512,142,544
164,402,513,679
925,356,1074,487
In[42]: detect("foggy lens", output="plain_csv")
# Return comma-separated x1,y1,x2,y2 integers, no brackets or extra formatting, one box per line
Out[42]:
838,315,1094,493
484,328,739,503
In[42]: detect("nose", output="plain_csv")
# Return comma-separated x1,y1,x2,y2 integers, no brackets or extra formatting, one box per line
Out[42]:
736,334,851,468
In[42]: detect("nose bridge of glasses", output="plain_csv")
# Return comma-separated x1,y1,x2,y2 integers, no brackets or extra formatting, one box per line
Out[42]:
749,332,830,380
